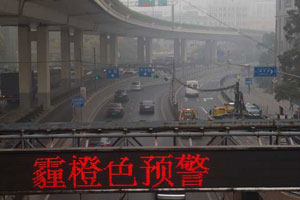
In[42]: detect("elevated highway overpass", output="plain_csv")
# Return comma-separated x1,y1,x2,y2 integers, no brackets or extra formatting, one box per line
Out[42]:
0,0,266,111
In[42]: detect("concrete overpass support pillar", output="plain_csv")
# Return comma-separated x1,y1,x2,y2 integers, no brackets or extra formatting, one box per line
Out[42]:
137,37,145,64
180,39,186,64
109,34,118,66
204,40,217,65
74,29,83,85
100,34,108,67
145,38,153,64
37,26,50,109
174,39,181,67
18,26,33,110
60,27,71,89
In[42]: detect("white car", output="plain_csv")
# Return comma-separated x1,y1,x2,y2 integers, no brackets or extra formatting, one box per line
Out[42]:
130,81,142,91
185,80,199,97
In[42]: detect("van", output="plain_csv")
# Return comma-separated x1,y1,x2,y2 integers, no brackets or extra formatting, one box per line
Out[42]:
185,80,199,97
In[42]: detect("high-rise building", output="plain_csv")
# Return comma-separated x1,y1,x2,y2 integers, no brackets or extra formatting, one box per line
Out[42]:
248,0,276,31
276,0,295,56
206,0,250,29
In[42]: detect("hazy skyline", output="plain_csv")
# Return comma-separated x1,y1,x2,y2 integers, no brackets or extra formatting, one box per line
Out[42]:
120,0,276,31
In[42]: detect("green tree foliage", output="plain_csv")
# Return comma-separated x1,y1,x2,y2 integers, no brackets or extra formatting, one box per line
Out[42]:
275,0,300,102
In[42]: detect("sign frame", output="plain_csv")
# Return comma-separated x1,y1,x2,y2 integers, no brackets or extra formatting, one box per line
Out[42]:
245,77,252,85
72,97,85,108
106,68,119,79
254,66,277,77
139,67,152,77
0,146,300,194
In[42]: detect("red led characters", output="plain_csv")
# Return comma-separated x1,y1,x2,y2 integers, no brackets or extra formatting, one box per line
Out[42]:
140,155,174,188
106,156,137,187
176,154,210,187
68,156,102,188
33,153,210,190
33,156,66,189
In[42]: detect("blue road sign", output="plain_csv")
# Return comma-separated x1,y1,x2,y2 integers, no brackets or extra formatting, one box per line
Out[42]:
245,77,252,85
106,68,119,79
254,66,277,77
72,97,85,108
139,67,152,77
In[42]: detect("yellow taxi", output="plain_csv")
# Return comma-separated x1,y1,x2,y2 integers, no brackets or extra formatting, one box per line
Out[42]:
178,109,197,121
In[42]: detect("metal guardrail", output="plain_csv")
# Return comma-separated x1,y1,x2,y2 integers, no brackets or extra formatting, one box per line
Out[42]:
1,120,300,149
1,119,300,133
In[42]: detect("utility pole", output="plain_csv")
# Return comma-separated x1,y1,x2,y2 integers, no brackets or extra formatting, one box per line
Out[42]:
93,48,96,91
172,4,175,30
234,81,245,115
234,81,240,114
247,65,250,94
171,59,176,105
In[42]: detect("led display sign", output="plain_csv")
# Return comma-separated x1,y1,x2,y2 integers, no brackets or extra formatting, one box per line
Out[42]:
0,147,299,194
138,0,155,7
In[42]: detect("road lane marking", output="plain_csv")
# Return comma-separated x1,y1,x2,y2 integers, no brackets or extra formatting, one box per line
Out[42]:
89,94,114,122
201,107,208,114
174,85,183,102
203,97,214,102
38,76,135,122
43,194,50,200
217,95,225,104
206,193,214,200
161,90,168,120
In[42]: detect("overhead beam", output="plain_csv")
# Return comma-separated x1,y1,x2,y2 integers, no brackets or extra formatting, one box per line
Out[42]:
0,0,96,30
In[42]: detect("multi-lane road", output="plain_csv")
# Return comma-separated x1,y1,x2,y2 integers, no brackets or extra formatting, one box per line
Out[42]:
46,65,230,200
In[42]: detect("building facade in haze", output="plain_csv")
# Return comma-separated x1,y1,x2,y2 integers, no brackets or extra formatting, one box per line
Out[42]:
121,0,275,31
276,0,295,56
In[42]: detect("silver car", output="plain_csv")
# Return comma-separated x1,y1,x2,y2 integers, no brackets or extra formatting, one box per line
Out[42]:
130,81,142,91
245,103,261,116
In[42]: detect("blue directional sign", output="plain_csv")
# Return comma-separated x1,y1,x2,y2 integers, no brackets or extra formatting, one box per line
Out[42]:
245,77,252,85
254,66,277,77
106,68,119,79
139,67,152,77
72,97,85,108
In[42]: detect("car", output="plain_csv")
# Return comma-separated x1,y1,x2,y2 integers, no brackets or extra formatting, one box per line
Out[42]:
124,69,136,75
178,109,197,121
119,68,124,74
114,90,129,103
185,80,199,97
140,100,155,114
88,138,111,147
106,103,124,118
130,81,142,91
245,103,261,117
